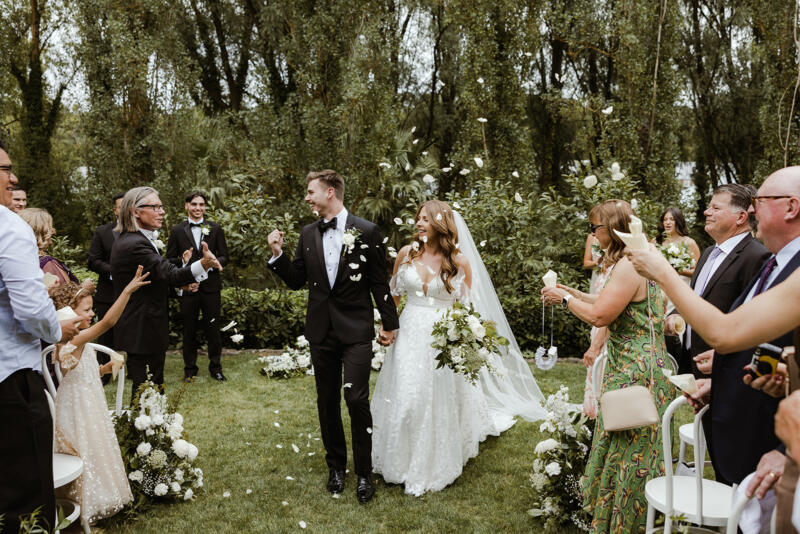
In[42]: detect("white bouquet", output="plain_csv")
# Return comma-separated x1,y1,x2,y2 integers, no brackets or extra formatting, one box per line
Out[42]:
258,335,313,378
660,241,694,273
528,386,593,532
371,308,387,371
114,380,202,505
429,302,506,384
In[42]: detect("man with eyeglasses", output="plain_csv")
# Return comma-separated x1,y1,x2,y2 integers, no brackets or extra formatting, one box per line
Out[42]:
0,141,85,533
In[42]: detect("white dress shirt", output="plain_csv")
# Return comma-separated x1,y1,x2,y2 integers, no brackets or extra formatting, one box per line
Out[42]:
0,205,62,382
742,234,800,304
189,218,204,250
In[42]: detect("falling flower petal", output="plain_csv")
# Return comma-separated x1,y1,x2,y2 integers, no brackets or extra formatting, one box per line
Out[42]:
601,106,613,115
246,489,252,495
404,162,411,171
477,77,484,84
350,274,362,282
441,167,451,172
474,157,484,168
349,263,359,269
230,334,244,344
393,217,403,225
292,443,300,453
407,218,415,225
276,444,283,448
389,250,397,258
274,410,279,414
384,295,388,301
422,236,428,243
525,51,532,57
412,139,419,145
459,169,471,175
631,198,639,210
583,175,598,188
282,501,289,506
411,126,416,134
299,521,307,529
477,117,488,123
360,255,366,262
378,162,391,169
480,240,487,247
332,493,340,499
308,452,315,456
221,321,237,332
223,491,231,498
382,237,389,243
512,171,520,178
366,427,373,434
422,174,435,184
343,383,353,389
514,192,524,203
274,422,280,427
285,476,295,481
453,201,462,209
436,213,442,221
360,244,369,249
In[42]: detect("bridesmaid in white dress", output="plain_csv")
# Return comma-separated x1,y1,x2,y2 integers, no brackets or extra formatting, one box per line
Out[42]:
49,266,149,525
371,200,517,496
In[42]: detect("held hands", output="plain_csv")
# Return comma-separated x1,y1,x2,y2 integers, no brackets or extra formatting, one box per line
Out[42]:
377,326,396,346
624,246,673,284
693,349,714,375
268,229,284,258
200,241,222,272
123,265,151,295
775,391,800,462
743,362,788,398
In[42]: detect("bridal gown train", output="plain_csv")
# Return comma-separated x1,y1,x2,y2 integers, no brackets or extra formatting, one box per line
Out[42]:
371,260,515,496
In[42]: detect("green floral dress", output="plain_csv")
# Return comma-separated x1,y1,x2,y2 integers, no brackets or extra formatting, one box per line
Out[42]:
581,280,677,534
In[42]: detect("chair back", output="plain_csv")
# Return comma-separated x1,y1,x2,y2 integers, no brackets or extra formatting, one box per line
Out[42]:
85,343,126,415
661,395,711,524
42,345,58,399
44,389,56,452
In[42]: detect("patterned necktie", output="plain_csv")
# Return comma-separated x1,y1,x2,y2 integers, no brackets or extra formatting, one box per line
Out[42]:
694,246,723,296
753,256,778,296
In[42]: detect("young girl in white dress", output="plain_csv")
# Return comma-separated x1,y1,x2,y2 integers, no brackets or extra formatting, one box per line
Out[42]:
49,266,149,525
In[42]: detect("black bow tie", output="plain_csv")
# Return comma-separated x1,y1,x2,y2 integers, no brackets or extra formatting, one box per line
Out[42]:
318,218,337,233
189,222,203,228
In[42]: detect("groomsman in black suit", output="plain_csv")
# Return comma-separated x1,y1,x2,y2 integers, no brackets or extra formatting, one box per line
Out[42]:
267,170,399,503
88,192,124,353
166,191,229,382
111,187,221,401
687,169,800,487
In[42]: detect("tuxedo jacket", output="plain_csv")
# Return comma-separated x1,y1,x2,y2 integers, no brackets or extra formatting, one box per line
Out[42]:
685,234,770,358
110,231,197,354
165,220,229,294
269,213,399,345
87,221,120,304
709,249,800,484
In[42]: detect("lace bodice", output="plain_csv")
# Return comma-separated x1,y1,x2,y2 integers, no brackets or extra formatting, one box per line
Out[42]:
391,260,468,308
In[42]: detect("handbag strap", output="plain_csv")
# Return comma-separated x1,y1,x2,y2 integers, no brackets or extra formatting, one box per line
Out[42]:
644,280,657,393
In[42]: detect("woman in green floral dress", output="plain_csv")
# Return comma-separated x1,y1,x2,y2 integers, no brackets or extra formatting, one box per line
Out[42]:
542,199,676,533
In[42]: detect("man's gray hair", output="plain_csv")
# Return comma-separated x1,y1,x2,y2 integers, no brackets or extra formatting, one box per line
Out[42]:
116,186,159,233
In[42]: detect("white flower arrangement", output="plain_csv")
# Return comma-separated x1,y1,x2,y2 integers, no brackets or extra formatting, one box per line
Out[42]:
429,302,506,384
200,224,210,237
527,386,593,532
114,380,203,505
342,227,362,256
258,335,314,379
660,241,694,273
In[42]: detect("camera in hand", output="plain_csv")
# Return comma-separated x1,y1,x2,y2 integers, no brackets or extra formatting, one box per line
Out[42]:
744,343,784,379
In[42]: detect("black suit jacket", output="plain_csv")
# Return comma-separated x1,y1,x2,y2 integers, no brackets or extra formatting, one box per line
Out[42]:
87,221,120,304
110,231,197,353
269,213,399,344
165,220,229,293
710,248,800,484
685,234,770,359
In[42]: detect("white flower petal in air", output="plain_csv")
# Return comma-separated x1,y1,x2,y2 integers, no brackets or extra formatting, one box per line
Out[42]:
411,242,420,251
525,51,532,57
292,443,300,453
393,217,403,225
459,169,471,175
611,171,624,181
480,240,487,247
474,157,484,168
221,321,237,332
453,201,462,209
407,218,415,225
422,236,428,243
411,126,416,134
412,139,419,145
230,334,244,344
422,174,435,184
349,263,359,270
389,250,397,258
274,422,280,427
350,274,362,282
477,77,484,84
514,192,523,202
422,151,428,156
512,171,520,178
378,162,391,169
631,198,639,210
274,410,279,414
583,175,598,188
343,383,353,389
477,117,488,123
286,476,295,481
223,490,231,498
360,255,366,262
299,521,307,529
601,106,613,115
366,427,373,434
441,167,451,172
382,237,388,243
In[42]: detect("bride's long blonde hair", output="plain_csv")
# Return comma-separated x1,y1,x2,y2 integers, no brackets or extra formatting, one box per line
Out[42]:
407,200,460,294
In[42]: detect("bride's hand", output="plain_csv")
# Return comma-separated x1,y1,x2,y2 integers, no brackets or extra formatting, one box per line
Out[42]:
378,327,396,346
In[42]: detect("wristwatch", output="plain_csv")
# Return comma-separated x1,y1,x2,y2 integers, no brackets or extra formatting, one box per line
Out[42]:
561,294,572,309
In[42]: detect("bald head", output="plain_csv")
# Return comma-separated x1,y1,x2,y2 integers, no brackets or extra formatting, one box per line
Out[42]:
754,166,800,253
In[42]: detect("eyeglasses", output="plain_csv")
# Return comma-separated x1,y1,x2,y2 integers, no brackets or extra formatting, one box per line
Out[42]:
138,204,165,212
751,196,793,210
589,223,604,233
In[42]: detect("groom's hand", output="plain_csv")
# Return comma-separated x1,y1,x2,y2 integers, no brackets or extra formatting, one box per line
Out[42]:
268,229,284,258
378,327,396,346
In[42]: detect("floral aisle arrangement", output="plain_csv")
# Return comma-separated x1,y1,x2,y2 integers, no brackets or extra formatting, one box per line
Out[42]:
429,302,507,384
660,241,694,273
258,335,313,378
528,386,593,533
114,381,203,508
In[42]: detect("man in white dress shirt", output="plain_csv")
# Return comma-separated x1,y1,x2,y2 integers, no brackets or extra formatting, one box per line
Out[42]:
0,141,84,533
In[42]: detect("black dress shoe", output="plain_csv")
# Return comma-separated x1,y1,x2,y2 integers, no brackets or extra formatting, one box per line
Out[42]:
183,376,195,384
326,469,345,493
212,373,227,382
356,475,375,503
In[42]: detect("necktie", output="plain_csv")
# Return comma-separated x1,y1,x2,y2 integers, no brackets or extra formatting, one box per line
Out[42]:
753,256,778,296
694,246,723,296
318,218,337,233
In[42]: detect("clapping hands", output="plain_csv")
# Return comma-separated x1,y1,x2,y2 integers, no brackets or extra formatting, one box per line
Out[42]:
200,241,222,272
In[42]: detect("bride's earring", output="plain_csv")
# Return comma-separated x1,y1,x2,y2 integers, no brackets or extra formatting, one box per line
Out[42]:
535,304,558,370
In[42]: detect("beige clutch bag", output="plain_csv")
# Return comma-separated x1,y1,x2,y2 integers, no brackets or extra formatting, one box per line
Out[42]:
599,386,659,431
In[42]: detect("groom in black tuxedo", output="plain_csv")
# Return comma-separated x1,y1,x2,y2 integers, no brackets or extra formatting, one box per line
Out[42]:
268,170,399,503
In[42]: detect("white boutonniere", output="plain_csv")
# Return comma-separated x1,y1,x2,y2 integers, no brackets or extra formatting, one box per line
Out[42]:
201,225,210,237
154,239,165,250
342,227,362,256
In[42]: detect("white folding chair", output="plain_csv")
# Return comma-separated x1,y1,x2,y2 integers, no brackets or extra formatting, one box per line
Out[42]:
645,395,735,533
43,390,88,534
726,474,778,534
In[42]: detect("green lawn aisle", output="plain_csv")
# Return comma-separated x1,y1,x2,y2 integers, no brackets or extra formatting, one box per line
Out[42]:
96,353,597,533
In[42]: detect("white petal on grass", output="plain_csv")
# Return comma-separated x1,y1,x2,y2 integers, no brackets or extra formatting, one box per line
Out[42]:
274,422,280,427
285,476,295,481
221,321,237,332
274,410,279,414
246,489,252,495
299,521,307,529
474,157,484,168
514,192,524,202
332,493,340,499
223,490,231,498
276,444,283,449
308,452,315,456
282,501,289,506
292,443,300,453
378,162,391,169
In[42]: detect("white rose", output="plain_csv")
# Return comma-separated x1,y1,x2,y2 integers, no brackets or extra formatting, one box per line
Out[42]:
128,470,143,483
545,462,561,476
611,171,625,181
187,443,199,461
296,335,309,348
184,488,194,500
152,413,165,426
172,439,190,458
583,174,597,188
534,438,560,455
154,483,168,496
172,413,184,426
134,415,152,430
342,233,355,248
174,468,184,483
171,482,181,493
610,162,621,174
137,442,152,456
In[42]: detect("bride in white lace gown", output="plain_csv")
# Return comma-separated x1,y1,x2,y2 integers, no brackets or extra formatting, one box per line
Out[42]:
372,200,546,496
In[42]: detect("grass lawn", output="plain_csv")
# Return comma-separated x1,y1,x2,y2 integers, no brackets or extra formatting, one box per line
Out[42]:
97,351,695,534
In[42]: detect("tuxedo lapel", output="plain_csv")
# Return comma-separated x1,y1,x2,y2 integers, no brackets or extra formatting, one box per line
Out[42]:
312,226,330,290
333,214,357,289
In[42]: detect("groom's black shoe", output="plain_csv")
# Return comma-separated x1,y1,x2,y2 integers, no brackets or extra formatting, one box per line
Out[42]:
356,475,375,503
326,469,345,493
